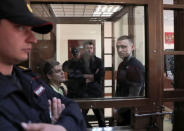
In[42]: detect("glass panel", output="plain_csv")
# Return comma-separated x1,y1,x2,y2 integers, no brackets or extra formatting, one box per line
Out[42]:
29,3,147,129
164,55,174,90
163,102,173,131
104,108,112,118
114,6,146,98
104,80,112,86
163,10,174,51
104,38,112,54
104,55,112,67
163,0,173,4
104,22,112,37
57,24,101,64
164,9,184,51
31,4,147,100
104,87,112,98
114,13,128,37
163,0,184,4
134,6,145,65
163,101,184,130
172,0,184,4
164,55,184,89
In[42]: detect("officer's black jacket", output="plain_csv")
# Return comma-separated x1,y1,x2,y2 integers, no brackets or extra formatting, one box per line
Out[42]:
0,66,87,131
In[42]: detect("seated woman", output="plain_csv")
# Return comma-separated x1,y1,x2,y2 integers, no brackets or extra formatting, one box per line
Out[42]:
43,60,67,96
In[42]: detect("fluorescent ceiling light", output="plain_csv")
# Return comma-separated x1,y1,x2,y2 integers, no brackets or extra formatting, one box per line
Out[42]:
103,12,113,15
93,14,100,17
101,6,108,12
96,5,101,12
113,6,121,12
46,4,123,18
101,14,111,17
107,6,113,12
93,12,101,15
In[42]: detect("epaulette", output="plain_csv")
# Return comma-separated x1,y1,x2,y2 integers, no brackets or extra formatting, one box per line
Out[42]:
18,66,32,72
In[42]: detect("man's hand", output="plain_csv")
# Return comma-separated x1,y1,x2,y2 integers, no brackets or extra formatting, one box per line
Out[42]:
21,123,66,131
83,74,94,83
48,97,65,123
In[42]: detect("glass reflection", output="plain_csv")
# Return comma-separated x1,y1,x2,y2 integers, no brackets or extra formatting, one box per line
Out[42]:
163,102,173,131
164,9,184,51
164,54,174,90
30,4,146,99
63,42,105,99
163,0,173,4
114,6,146,98
164,55,184,90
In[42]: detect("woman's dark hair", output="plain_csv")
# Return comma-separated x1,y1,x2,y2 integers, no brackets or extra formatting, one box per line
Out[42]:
43,60,60,83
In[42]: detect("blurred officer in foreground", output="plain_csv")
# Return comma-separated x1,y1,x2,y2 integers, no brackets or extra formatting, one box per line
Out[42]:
0,0,86,130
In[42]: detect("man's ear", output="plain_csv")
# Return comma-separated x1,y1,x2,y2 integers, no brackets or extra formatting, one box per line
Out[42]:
131,44,135,50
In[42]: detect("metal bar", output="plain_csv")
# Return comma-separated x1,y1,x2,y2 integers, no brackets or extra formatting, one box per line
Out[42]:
135,112,173,117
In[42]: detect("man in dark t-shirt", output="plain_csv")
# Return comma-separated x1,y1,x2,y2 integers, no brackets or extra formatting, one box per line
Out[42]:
115,35,145,125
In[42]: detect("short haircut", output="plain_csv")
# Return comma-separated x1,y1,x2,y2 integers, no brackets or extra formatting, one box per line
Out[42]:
83,41,94,48
117,35,134,45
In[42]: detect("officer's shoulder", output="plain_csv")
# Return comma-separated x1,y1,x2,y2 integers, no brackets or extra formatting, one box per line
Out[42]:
17,66,32,72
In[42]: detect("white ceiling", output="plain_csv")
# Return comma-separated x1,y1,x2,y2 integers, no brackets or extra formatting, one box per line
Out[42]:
31,4,123,18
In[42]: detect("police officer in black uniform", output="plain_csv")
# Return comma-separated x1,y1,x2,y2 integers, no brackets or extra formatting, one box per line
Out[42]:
0,0,86,130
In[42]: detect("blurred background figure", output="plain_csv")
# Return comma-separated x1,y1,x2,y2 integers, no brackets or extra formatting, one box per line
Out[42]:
62,47,87,98
80,41,105,98
80,41,106,127
63,47,81,73
43,60,67,96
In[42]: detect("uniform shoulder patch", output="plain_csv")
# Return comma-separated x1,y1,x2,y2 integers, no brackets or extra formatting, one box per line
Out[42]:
18,66,32,72
34,85,45,96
